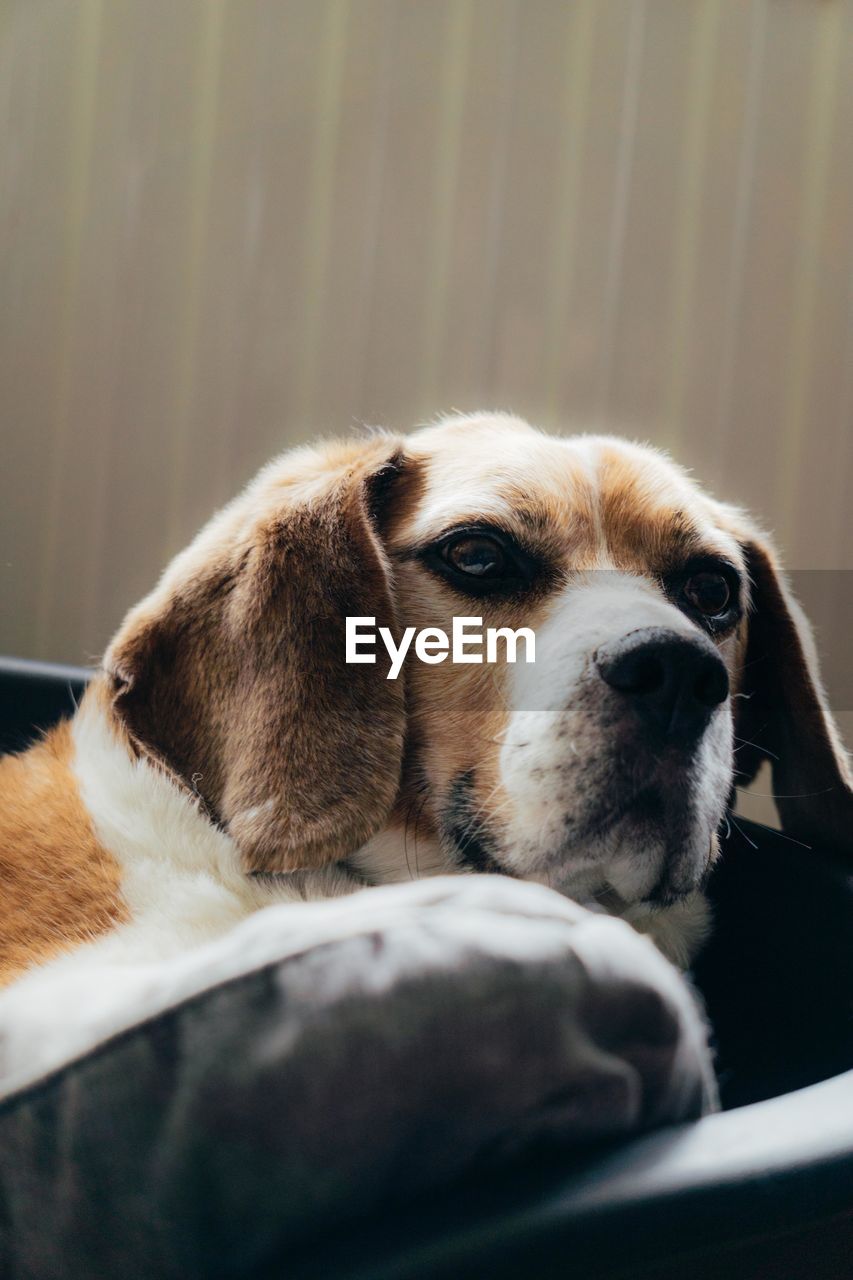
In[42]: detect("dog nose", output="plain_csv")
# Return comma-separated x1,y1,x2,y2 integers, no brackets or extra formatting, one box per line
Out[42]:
595,627,729,742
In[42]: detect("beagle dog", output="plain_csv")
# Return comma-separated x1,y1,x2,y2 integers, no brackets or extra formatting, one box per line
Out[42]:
2,412,851,994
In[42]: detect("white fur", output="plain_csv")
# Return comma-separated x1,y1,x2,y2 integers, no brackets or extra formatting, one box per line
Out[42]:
0,688,705,1100
497,572,734,907
72,693,267,956
351,825,450,885
0,419,739,1098
0,697,372,1097
624,894,714,971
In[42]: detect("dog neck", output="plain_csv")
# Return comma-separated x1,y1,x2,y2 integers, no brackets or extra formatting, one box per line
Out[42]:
72,682,259,907
73,683,369,924
0,686,369,985
0,712,127,984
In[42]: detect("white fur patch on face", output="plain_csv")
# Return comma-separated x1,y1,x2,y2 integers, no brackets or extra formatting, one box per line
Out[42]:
405,413,580,543
494,572,733,913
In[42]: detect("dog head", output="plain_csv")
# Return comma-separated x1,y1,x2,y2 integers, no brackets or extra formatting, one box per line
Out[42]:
103,413,852,915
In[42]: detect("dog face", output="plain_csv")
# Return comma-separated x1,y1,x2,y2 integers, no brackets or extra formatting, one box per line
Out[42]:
104,414,852,922
377,416,744,909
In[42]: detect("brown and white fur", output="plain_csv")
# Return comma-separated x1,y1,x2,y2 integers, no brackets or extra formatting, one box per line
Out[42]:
2,412,851,1013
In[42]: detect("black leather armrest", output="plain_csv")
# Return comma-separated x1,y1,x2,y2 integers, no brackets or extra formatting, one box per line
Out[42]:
284,1067,853,1280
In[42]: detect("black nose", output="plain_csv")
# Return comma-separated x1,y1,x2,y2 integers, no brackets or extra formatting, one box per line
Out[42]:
595,627,729,743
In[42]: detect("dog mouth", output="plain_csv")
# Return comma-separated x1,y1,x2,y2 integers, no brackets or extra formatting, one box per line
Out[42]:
443,768,714,903
563,783,664,848
442,771,668,879
442,770,516,877
567,781,720,907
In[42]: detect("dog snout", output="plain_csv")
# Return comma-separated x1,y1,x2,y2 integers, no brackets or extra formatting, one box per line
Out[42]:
595,627,729,743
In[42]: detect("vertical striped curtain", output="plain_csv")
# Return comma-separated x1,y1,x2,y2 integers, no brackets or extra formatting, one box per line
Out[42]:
2,0,852,678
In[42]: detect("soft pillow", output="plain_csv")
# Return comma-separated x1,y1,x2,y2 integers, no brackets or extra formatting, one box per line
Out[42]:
0,876,715,1278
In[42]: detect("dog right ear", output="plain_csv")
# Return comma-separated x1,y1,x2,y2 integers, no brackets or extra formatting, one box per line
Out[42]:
725,519,853,861
104,438,414,874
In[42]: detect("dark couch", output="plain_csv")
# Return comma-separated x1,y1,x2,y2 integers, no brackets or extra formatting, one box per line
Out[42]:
1,657,851,1279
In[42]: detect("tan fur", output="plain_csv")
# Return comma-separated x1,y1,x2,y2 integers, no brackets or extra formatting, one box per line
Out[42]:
382,422,745,861
2,412,850,988
377,417,850,868
0,722,126,985
104,434,408,873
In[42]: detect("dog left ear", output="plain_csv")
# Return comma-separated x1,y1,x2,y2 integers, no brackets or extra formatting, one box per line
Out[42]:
730,523,853,859
104,438,412,874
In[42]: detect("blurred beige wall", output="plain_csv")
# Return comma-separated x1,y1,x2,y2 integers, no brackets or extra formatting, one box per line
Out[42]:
2,0,852,690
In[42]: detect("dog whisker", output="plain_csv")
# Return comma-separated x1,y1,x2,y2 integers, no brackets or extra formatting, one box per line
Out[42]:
727,813,758,850
734,785,835,801
732,735,780,761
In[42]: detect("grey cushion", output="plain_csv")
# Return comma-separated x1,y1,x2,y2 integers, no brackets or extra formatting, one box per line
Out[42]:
0,876,716,1279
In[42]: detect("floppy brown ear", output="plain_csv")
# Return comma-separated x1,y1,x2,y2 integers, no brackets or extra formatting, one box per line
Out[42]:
733,527,853,859
104,438,410,874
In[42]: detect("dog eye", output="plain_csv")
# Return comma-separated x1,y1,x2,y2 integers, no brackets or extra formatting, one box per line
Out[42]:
419,525,538,597
442,534,506,579
683,571,731,617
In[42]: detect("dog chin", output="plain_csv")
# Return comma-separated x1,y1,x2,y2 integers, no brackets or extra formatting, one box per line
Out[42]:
531,787,722,910
600,810,717,905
